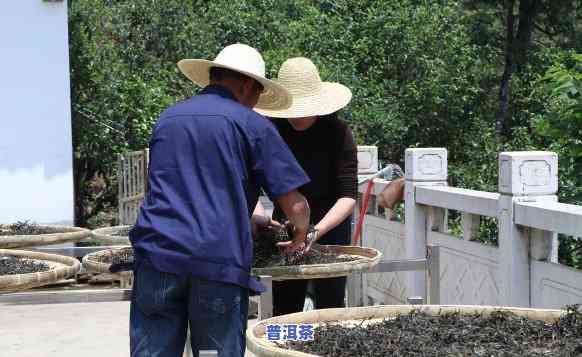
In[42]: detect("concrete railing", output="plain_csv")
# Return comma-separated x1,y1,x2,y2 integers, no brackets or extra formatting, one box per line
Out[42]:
356,148,582,309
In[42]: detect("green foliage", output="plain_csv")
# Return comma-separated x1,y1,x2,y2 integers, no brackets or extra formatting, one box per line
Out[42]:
70,0,496,224
534,53,582,160
531,52,582,202
531,52,582,268
68,0,582,269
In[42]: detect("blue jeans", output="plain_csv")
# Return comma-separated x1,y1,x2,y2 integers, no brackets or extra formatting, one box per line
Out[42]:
130,262,249,357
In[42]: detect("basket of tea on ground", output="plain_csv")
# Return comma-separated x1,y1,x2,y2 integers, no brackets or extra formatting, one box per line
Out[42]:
0,249,81,293
0,221,90,249
90,225,131,245
82,247,134,287
251,224,381,280
247,304,582,357
82,247,134,274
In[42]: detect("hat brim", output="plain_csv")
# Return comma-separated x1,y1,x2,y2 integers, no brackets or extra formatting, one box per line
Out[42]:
177,59,292,110
254,82,352,118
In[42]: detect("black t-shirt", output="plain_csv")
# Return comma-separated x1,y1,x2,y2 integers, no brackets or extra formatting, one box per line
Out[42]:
271,113,357,245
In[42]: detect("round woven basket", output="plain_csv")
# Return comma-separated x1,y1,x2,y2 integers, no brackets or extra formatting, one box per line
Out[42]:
82,247,133,274
0,249,81,293
82,247,134,288
246,304,565,357
90,225,131,245
251,245,381,281
0,225,90,249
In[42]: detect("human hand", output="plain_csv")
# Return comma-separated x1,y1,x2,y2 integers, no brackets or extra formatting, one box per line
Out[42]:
276,225,318,264
276,221,306,250
251,214,282,237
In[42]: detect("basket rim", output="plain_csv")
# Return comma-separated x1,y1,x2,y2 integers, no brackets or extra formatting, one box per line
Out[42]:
82,247,133,274
0,225,90,249
246,304,566,357
90,225,131,245
251,245,382,280
91,225,132,234
0,249,81,292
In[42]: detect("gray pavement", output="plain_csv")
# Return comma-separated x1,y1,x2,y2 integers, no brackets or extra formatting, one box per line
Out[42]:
0,196,274,356
0,301,257,357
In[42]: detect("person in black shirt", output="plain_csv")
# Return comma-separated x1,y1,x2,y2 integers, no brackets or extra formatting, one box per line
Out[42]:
254,57,357,315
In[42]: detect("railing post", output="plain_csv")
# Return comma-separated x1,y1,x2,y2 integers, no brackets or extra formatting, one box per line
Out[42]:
348,146,379,307
461,213,480,241
258,275,273,320
118,154,125,225
498,151,558,307
427,245,441,305
143,148,150,193
405,148,448,298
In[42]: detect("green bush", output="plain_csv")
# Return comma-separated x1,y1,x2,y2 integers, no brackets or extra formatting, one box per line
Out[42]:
70,0,495,222
68,0,582,268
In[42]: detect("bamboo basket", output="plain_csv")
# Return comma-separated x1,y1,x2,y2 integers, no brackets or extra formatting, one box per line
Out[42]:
90,225,131,245
82,247,133,287
251,245,381,281
246,304,565,357
0,225,90,249
0,249,81,293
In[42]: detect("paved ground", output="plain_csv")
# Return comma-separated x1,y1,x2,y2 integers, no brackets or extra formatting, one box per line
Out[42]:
0,197,275,356
1,197,273,356
0,301,257,357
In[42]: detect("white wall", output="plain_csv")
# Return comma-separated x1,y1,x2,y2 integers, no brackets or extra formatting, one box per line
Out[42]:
0,1,74,224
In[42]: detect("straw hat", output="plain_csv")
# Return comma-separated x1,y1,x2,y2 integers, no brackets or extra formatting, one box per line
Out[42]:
177,44,292,110
254,57,352,118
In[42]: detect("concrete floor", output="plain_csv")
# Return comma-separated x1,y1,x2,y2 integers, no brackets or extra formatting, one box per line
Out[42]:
0,198,271,356
0,301,257,357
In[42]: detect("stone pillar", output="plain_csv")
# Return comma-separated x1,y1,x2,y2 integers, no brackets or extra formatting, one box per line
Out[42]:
348,146,379,307
461,213,480,241
405,148,448,298
498,151,558,307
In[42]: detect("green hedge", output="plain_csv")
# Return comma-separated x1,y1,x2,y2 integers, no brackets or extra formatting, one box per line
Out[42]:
69,0,581,267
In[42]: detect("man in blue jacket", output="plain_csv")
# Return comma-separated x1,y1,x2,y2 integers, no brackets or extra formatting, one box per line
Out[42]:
129,44,311,357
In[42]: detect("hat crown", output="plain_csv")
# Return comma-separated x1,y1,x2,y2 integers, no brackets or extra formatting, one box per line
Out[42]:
213,43,266,78
277,58,323,96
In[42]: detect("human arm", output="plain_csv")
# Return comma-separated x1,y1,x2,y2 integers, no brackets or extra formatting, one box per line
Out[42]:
313,118,358,241
249,116,311,252
313,197,356,239
275,190,310,253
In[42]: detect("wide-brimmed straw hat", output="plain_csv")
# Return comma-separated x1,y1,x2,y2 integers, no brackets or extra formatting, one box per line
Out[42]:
255,57,352,118
177,44,292,110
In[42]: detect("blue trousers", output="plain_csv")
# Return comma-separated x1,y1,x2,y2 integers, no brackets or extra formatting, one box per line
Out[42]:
130,262,249,357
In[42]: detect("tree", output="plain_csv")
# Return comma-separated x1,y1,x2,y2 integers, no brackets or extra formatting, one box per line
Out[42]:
495,0,542,136
68,0,579,231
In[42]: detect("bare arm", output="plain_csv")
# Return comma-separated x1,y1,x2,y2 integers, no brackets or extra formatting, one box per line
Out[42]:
275,190,310,252
314,197,356,239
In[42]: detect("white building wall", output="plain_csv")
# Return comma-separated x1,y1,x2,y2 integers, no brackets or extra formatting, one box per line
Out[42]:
0,1,74,224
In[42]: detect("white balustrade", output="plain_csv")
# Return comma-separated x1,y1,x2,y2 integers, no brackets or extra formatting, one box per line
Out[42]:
404,148,448,299
355,147,582,309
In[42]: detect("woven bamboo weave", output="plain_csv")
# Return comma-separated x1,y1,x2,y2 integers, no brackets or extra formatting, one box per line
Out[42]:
90,225,131,245
0,249,81,293
82,247,133,274
0,225,90,249
82,247,134,287
246,304,565,357
251,245,381,281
